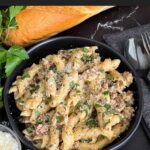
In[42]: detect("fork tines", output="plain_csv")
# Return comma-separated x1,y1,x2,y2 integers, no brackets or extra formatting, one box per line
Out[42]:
141,32,150,55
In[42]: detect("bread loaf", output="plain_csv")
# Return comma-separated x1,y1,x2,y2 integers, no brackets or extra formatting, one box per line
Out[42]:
2,6,113,46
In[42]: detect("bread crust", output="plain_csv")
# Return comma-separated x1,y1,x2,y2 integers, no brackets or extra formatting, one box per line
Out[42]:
2,6,113,46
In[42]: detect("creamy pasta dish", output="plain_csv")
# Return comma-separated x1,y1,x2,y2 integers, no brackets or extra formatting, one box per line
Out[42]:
9,46,134,150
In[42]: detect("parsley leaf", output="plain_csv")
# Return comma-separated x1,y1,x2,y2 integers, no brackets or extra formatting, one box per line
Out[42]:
36,119,43,125
5,46,29,77
79,102,91,115
70,81,79,89
86,118,98,128
44,95,52,105
82,54,93,64
82,47,89,53
5,56,21,77
95,103,102,108
8,46,29,60
9,6,26,21
104,104,111,111
106,74,113,80
35,111,41,118
56,115,63,123
103,90,109,95
26,127,33,133
0,6,26,39
81,47,93,64
21,72,30,79
0,7,27,109
80,139,91,143
0,49,7,64
30,84,39,93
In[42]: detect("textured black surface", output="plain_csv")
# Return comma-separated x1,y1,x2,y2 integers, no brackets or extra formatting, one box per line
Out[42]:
0,6,150,150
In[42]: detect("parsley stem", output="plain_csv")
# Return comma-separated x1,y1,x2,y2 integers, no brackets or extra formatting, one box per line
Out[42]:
5,28,10,40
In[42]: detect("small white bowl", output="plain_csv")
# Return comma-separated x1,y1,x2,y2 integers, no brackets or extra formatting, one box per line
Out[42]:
0,124,22,150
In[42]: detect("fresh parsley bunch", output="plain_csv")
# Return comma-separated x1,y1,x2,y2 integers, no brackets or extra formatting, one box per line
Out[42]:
0,45,29,108
0,6,28,109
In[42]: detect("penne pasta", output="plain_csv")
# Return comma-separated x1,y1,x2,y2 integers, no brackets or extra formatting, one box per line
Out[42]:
10,46,134,150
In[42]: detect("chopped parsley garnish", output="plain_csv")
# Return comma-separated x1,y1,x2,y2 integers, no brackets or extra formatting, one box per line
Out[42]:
104,104,111,111
95,103,111,112
81,47,93,64
79,102,91,115
35,111,41,118
82,54,93,64
56,115,63,123
26,127,33,133
86,118,98,128
80,139,91,143
21,72,30,79
102,108,118,118
106,74,113,80
0,7,28,109
95,103,102,108
82,47,89,53
44,95,52,105
70,81,79,89
103,90,109,95
36,119,43,125
30,84,39,93
70,81,81,96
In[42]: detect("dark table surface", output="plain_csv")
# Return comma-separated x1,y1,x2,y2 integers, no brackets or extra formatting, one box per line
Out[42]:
0,6,150,150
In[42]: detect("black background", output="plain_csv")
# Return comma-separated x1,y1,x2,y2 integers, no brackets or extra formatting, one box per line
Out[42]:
1,0,150,5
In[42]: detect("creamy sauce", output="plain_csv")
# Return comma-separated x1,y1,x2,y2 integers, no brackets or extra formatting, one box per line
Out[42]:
10,46,134,150
0,131,19,150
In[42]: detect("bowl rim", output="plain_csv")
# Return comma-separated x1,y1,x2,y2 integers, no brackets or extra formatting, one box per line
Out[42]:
0,124,22,150
4,36,143,150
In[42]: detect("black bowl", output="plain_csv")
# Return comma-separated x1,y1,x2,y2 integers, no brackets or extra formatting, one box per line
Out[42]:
4,36,142,150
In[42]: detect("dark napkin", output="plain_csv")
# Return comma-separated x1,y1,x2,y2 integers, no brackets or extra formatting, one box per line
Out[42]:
103,24,150,131
103,23,150,54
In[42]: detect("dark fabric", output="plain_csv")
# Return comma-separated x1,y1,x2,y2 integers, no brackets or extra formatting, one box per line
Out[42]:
103,23,150,54
103,24,150,130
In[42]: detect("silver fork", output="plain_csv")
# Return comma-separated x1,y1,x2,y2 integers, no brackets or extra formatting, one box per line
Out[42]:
141,32,150,56
141,32,150,85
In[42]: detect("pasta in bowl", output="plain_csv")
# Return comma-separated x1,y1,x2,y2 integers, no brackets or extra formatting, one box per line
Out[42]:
9,46,134,150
